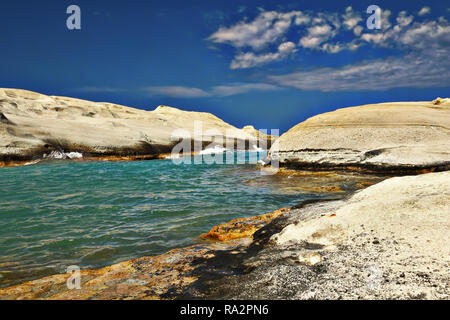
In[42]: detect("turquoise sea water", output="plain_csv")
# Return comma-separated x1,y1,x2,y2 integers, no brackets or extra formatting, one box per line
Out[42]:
0,152,371,287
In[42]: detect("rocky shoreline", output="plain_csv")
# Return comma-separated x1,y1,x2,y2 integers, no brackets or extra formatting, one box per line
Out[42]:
0,206,291,299
0,88,272,167
192,171,449,300
1,170,448,300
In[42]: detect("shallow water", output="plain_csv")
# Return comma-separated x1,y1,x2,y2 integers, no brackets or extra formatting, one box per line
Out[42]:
0,152,383,287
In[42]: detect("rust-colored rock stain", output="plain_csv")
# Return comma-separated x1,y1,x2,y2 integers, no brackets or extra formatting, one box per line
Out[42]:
0,207,291,300
0,239,250,300
199,208,290,241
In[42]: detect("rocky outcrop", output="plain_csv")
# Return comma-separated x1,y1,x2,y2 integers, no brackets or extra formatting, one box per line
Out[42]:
241,125,277,148
432,97,450,106
189,171,450,300
0,88,260,165
200,207,290,241
268,100,450,173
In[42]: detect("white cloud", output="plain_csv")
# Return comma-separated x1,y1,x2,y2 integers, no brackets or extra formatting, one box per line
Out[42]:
381,9,392,30
230,41,296,69
353,25,363,36
208,11,304,50
342,6,362,30
268,15,450,92
299,36,323,49
208,4,450,88
321,43,344,53
299,24,338,50
396,11,414,27
211,83,282,96
143,83,282,98
278,41,296,53
268,51,450,92
144,86,211,98
418,7,431,16
294,12,311,25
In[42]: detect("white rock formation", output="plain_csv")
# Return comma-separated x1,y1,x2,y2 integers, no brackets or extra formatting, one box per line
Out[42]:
268,100,450,171
0,88,257,162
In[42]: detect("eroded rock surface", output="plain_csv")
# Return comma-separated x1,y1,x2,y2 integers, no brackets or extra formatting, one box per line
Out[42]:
268,100,450,172
192,171,450,300
0,88,258,165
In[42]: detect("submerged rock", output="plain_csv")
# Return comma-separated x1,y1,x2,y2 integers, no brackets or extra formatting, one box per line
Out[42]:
268,99,450,172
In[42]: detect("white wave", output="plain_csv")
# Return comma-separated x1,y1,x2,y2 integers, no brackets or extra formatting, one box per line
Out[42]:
165,154,181,159
43,150,83,160
200,145,228,155
250,144,265,152
66,152,83,159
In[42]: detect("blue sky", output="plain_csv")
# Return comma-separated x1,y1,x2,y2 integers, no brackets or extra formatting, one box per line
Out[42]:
0,0,449,132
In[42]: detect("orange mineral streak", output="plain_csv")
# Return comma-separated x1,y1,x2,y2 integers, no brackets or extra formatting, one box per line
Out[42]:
0,207,291,300
199,207,290,241
276,167,342,178
0,160,38,168
0,238,250,300
355,181,376,189
0,152,201,168
309,185,344,193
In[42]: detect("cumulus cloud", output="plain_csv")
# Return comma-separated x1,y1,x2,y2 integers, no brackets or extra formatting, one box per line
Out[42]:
209,7,366,65
353,25,363,36
360,13,450,51
230,41,296,69
342,6,362,30
418,6,431,16
207,6,449,92
396,11,414,27
268,15,450,92
208,11,305,50
300,24,334,49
